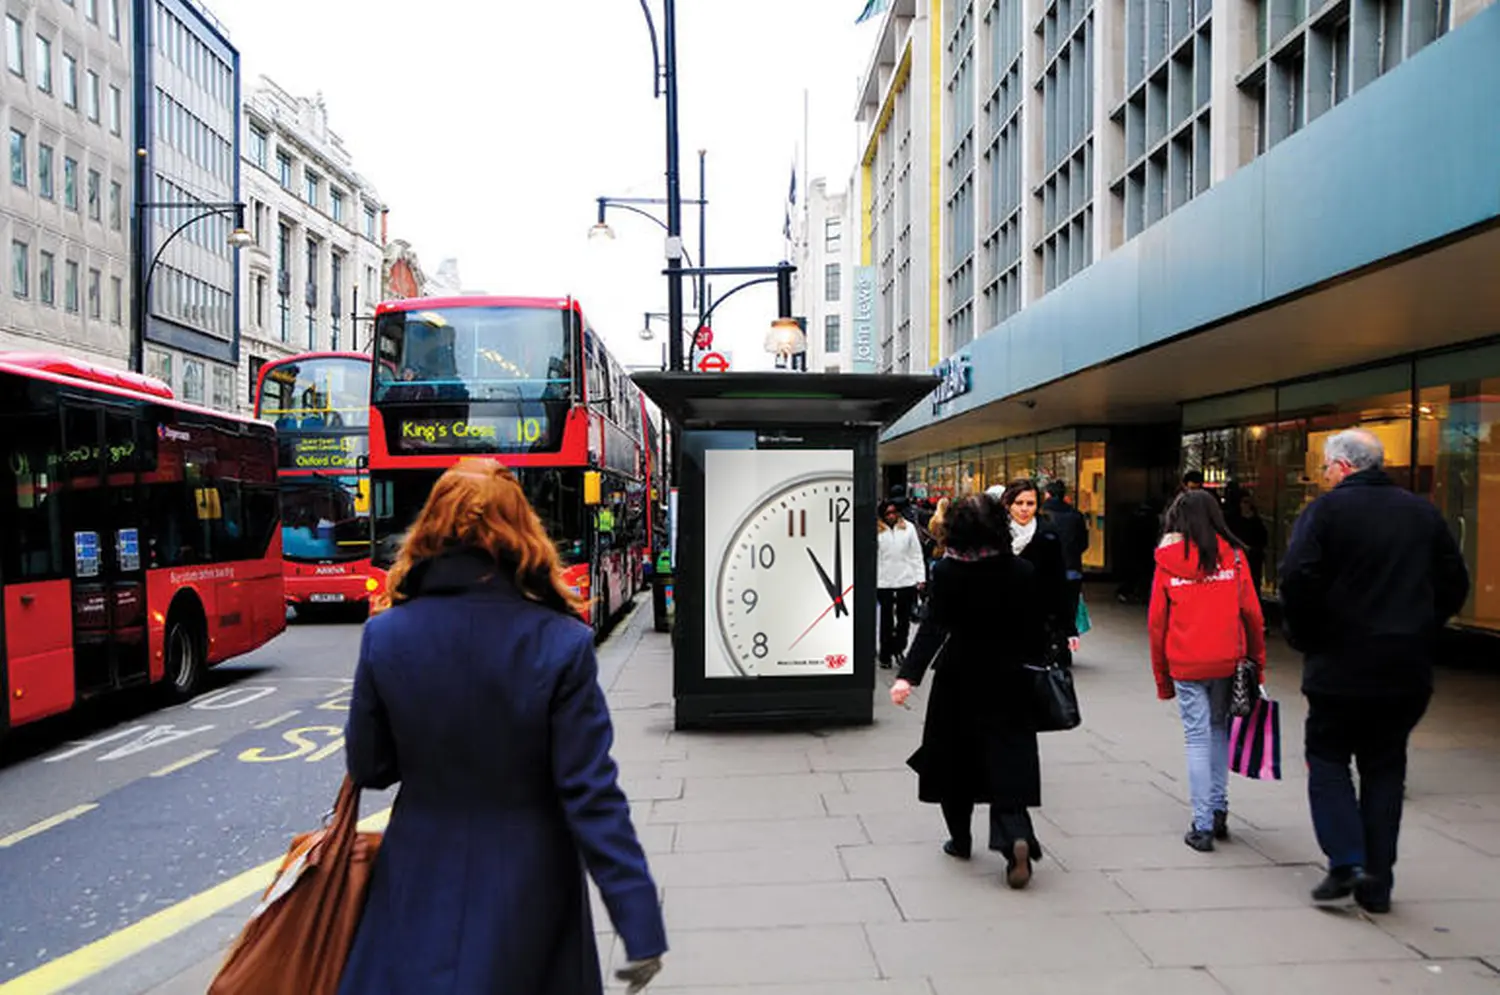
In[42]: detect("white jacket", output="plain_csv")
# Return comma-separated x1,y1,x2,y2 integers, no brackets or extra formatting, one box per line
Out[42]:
877,522,925,589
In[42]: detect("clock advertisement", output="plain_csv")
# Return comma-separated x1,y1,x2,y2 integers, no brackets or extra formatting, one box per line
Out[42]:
704,449,855,679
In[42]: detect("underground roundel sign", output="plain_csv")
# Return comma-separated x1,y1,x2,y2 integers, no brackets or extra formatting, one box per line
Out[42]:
697,351,730,373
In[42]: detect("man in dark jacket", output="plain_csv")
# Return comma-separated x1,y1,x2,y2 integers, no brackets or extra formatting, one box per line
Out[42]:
1042,481,1089,663
1280,429,1469,915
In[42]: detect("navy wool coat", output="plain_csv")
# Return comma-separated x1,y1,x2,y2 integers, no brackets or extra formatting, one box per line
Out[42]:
338,549,667,995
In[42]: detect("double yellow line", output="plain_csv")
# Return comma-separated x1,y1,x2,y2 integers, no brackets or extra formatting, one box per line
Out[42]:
0,808,390,995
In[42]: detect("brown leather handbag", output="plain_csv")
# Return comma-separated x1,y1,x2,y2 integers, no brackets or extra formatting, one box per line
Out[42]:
208,777,382,995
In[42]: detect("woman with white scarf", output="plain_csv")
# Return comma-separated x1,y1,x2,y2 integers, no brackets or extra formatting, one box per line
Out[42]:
989,480,1080,664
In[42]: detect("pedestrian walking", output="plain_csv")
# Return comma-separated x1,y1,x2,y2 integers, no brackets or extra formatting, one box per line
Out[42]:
1280,429,1470,913
877,500,926,669
890,495,1050,889
991,480,1080,666
1041,480,1090,664
340,458,666,995
1148,489,1266,852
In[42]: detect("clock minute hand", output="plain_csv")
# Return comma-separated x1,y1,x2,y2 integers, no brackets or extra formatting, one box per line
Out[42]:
832,518,848,617
806,548,843,612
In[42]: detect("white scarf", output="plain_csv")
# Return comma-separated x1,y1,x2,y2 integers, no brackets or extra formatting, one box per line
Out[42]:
1010,518,1037,556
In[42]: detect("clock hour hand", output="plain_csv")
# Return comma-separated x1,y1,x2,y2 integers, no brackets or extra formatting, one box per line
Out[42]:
806,548,846,615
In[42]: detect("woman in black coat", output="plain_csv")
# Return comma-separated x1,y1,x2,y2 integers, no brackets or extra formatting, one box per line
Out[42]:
993,479,1080,665
891,495,1050,889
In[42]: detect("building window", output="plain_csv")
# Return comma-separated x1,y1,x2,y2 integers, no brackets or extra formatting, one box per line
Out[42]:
248,125,267,169
147,348,171,387
37,144,53,198
63,260,79,312
39,250,55,305
86,70,100,122
109,180,121,229
35,35,51,92
824,263,841,302
63,157,77,209
181,359,204,404
825,217,842,253
330,188,344,223
107,0,120,40
9,130,25,187
62,54,76,107
252,274,265,327
363,205,377,241
5,16,22,77
248,356,267,406
87,169,101,220
110,275,121,323
824,315,842,353
277,152,292,190
108,85,121,135
87,267,100,318
304,171,319,208
11,241,28,299
277,222,292,343
84,0,97,23
211,366,233,411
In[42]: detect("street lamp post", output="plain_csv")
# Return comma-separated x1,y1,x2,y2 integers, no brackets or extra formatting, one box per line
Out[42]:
132,200,253,373
663,262,798,370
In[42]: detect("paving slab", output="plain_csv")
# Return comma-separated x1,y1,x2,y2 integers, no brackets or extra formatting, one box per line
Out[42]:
1209,959,1500,994
867,917,1149,978
672,815,869,852
661,880,901,930
1111,907,1421,967
930,966,1230,995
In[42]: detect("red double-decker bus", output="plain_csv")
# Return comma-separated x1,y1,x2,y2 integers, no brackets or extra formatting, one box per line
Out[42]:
253,352,376,614
0,354,286,739
368,296,655,632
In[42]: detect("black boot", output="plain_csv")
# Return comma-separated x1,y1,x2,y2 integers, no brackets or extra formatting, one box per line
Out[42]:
1312,865,1370,904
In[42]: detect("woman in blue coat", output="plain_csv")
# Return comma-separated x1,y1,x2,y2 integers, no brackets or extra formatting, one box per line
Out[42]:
338,458,666,995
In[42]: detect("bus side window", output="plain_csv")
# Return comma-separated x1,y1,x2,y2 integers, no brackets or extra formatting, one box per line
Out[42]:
2,410,68,581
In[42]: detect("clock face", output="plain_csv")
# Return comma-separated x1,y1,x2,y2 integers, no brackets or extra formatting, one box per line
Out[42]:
712,470,855,678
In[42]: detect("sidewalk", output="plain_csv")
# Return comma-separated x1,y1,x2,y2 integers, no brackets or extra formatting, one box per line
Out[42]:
151,595,1500,994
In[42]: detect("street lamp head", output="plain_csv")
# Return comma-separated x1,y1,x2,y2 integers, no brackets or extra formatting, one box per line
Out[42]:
588,222,616,242
765,317,805,358
227,226,255,250
639,323,655,341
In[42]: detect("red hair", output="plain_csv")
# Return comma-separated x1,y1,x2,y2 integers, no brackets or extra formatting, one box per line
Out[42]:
375,457,584,618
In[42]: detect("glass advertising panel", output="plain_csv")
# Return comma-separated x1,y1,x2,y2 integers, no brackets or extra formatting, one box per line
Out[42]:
703,448,855,679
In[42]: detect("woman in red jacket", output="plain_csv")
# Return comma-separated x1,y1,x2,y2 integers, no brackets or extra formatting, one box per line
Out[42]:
1149,489,1266,852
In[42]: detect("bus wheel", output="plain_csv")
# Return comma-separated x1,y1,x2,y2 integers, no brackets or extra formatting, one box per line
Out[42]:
164,615,205,700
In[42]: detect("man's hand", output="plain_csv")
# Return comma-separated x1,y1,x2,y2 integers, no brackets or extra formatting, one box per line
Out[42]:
616,957,662,993
1157,683,1176,701
891,678,914,707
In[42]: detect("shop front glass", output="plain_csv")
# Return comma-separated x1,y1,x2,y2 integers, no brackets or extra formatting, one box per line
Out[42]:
898,429,1108,572
1181,350,1500,632
1418,345,1500,631
1078,441,1107,570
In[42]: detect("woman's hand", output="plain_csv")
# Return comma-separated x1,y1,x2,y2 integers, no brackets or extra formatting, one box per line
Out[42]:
1068,636,1081,654
891,678,913,707
616,957,662,993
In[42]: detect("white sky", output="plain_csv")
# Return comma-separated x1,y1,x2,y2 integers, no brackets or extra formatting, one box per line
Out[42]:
209,0,882,371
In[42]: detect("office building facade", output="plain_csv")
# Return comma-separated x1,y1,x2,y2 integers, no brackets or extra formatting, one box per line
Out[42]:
238,77,385,411
870,0,1500,637
1,0,133,364
791,177,855,373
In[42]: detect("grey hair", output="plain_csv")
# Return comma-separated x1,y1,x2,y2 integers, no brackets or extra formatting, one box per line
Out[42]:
1324,429,1384,471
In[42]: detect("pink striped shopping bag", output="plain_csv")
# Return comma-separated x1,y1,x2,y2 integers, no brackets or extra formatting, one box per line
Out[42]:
1228,696,1282,780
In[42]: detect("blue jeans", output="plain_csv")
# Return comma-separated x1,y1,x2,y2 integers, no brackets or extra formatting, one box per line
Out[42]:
1176,678,1231,832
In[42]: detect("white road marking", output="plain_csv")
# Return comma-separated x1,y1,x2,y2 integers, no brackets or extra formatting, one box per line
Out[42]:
251,709,301,730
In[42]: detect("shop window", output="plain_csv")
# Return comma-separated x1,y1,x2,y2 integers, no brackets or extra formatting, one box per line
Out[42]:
1078,441,1107,571
1417,347,1500,631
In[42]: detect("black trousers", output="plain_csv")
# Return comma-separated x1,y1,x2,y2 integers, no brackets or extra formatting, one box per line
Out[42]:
1305,691,1430,896
877,587,916,663
940,801,1038,859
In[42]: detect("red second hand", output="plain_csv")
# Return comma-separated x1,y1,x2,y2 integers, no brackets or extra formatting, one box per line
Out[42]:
788,584,856,650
